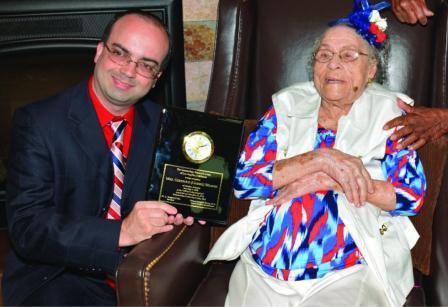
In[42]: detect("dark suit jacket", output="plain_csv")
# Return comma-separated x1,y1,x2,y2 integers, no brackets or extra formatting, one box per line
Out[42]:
3,81,162,305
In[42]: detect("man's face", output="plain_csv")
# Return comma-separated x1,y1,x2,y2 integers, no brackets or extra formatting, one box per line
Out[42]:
93,14,169,115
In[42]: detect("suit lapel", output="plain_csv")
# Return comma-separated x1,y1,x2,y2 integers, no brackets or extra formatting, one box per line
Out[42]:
121,101,161,215
68,85,161,216
67,84,112,183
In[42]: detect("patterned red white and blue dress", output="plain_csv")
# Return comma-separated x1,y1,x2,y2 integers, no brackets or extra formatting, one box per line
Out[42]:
234,105,426,282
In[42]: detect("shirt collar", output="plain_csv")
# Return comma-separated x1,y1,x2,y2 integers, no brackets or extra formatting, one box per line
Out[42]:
88,76,135,128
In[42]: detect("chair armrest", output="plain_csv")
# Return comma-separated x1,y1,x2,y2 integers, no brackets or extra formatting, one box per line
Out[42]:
116,224,210,306
411,137,448,275
424,139,448,306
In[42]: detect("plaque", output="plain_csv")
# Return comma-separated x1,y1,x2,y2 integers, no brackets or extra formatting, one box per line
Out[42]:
147,107,244,225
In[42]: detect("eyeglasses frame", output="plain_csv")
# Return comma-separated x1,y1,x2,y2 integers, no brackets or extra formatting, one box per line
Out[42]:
103,43,161,79
313,48,370,63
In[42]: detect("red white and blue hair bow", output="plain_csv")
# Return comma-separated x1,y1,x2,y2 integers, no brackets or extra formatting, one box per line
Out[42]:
329,0,391,49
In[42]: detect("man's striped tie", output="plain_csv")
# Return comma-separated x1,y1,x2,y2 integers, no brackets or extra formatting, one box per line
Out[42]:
107,119,127,220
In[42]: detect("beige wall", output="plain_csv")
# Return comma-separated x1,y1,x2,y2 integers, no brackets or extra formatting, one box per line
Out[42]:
183,0,218,111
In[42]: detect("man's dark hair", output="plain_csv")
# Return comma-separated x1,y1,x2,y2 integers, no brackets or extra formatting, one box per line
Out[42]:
101,9,171,69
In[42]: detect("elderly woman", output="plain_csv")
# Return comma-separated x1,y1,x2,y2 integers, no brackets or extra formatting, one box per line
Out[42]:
205,2,426,307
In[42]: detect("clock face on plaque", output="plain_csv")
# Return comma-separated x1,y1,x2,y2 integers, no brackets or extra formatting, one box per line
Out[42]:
182,131,214,164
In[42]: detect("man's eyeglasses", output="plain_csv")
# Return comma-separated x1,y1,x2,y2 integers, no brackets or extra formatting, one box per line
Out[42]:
314,48,369,63
104,44,161,79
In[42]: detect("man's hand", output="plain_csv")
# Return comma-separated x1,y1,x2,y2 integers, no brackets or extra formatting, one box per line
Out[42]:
119,201,194,247
316,148,374,206
392,0,434,25
384,99,448,150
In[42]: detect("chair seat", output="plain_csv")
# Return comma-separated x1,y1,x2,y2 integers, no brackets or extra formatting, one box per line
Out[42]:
189,261,236,306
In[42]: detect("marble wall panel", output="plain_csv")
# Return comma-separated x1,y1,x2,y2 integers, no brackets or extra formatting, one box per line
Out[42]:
183,0,218,111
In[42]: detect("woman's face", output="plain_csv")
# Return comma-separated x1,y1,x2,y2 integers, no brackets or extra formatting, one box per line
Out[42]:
313,26,377,108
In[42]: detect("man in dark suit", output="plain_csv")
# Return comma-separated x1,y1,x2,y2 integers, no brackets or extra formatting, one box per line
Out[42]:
3,10,195,306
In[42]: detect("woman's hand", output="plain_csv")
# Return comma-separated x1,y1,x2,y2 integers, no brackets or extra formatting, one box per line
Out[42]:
272,148,373,206
267,171,342,206
315,148,374,206
268,168,369,208
269,147,401,211
268,173,395,211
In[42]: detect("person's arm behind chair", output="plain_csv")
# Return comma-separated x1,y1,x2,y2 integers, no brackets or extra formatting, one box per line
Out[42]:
391,0,434,25
384,99,448,150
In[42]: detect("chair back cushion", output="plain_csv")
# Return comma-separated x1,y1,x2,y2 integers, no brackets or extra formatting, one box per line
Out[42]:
206,0,448,119
206,0,448,277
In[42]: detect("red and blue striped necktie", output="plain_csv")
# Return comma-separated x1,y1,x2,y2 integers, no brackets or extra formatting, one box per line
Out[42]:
107,119,127,220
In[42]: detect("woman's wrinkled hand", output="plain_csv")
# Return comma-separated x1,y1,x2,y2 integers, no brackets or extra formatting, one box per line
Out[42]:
267,171,341,206
315,148,374,206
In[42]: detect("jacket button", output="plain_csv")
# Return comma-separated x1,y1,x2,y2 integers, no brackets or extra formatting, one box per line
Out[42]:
379,224,388,235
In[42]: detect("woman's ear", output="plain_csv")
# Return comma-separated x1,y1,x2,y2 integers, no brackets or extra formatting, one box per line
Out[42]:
368,59,378,81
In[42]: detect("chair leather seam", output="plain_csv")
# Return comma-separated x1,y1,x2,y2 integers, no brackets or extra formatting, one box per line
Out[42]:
143,225,188,306
443,10,448,105
227,0,245,115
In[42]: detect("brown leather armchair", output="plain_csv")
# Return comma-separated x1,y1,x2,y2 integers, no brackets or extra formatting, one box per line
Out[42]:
117,127,448,307
117,0,448,306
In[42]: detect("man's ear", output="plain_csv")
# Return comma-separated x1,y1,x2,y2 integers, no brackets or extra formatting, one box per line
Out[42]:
152,71,163,88
94,42,104,64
